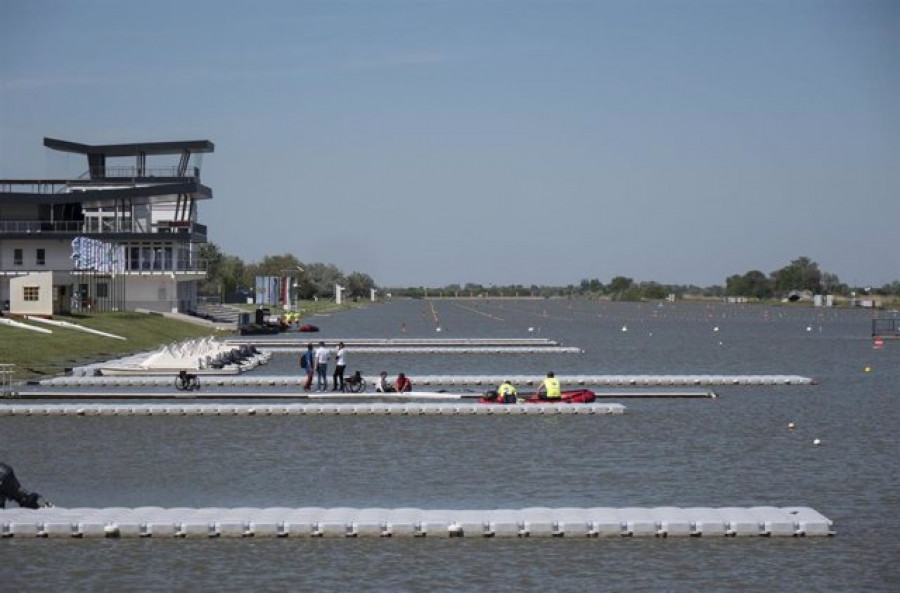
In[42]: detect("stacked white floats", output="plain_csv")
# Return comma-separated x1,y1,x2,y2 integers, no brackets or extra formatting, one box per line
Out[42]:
0,506,834,538
0,403,625,416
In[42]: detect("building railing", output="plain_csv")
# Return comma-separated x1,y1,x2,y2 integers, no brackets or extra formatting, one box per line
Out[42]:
0,181,69,195
81,166,200,179
1,262,207,274
0,167,199,194
0,220,206,237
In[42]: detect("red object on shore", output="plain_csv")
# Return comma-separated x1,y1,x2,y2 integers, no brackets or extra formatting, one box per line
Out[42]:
478,388,597,404
298,324,320,332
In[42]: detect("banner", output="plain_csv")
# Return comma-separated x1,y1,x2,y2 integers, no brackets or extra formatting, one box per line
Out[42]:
71,237,126,273
254,276,288,306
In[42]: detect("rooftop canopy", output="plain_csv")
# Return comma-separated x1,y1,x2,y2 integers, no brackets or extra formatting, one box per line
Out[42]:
44,137,215,157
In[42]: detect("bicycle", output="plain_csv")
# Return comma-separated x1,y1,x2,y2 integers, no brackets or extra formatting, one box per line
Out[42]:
342,370,367,393
175,370,201,391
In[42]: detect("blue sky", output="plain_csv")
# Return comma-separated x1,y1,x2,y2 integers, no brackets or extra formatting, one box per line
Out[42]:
1,0,897,287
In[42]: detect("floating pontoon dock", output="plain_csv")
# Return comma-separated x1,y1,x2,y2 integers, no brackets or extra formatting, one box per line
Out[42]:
226,338,563,347
10,389,715,400
36,374,815,387
0,506,834,538
0,402,626,416
259,346,584,354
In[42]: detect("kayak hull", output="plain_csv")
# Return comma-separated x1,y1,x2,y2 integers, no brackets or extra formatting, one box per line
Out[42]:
479,388,597,404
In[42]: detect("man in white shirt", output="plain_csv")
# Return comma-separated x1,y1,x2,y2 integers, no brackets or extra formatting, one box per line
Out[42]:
314,341,331,391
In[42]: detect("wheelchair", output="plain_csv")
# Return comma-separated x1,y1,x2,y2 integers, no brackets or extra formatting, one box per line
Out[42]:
342,370,367,393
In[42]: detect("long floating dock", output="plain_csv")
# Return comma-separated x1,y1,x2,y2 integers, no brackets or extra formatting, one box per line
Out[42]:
226,338,563,347
10,389,715,400
0,402,626,416
260,346,584,354
37,374,814,388
0,506,833,538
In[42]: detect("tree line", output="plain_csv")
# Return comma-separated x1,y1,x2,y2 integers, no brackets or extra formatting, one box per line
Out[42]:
199,243,376,302
201,247,898,303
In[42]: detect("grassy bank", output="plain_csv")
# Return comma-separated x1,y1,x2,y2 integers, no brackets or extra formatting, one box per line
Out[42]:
0,312,220,382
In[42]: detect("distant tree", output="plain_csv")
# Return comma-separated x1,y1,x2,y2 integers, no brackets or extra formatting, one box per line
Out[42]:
877,281,900,296
346,272,376,298
198,242,225,295
299,262,345,300
218,255,246,301
579,278,604,293
821,272,847,295
771,256,822,295
725,270,770,299
608,276,633,293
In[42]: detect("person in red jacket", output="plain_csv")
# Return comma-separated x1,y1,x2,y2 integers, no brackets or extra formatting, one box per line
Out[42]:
394,372,413,393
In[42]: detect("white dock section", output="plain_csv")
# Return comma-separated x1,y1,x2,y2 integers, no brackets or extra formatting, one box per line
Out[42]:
226,338,563,347
13,389,715,400
36,374,815,388
0,402,626,416
0,506,834,538
261,346,584,354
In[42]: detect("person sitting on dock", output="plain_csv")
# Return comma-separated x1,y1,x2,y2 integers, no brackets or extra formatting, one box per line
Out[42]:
497,380,518,403
394,372,413,393
0,463,50,509
536,371,561,400
375,371,394,393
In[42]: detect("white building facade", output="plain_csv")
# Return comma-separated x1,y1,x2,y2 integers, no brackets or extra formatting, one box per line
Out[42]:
0,137,215,314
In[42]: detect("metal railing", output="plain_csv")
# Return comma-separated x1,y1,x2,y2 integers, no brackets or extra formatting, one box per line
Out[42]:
0,220,205,237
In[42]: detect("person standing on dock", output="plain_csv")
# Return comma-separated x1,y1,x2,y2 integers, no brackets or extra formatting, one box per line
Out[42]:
300,343,315,392
536,371,561,400
332,342,347,391
314,341,331,392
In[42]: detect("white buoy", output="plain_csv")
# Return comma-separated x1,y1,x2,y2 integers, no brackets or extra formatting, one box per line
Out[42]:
813,438,821,446
713,327,720,332
436,327,442,332
788,422,795,429
806,326,812,332
621,326,628,332
528,327,534,332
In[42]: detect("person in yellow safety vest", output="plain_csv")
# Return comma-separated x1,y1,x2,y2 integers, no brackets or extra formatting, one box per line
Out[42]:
497,380,518,404
537,371,561,400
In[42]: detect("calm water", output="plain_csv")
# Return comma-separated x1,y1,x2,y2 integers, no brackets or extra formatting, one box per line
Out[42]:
2,299,898,592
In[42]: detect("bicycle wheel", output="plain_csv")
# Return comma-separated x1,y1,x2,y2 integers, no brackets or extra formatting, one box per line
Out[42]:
347,378,366,393
174,376,186,391
189,376,201,391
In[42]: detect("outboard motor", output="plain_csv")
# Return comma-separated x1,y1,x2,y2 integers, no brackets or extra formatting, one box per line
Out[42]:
0,463,48,509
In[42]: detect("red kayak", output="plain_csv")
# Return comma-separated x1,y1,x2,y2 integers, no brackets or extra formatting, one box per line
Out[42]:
479,388,596,404
298,324,320,332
